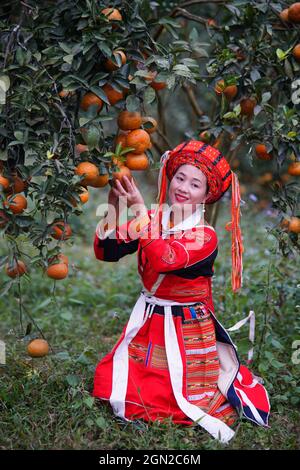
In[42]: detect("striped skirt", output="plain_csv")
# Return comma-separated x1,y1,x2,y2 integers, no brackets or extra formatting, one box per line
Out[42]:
93,301,238,428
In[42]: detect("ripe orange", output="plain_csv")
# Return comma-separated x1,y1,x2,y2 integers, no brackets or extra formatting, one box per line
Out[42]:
207,18,217,27
5,260,27,278
101,7,123,21
48,253,69,265
258,172,273,184
102,83,125,105
75,143,89,155
288,3,300,23
224,85,238,101
199,131,211,143
126,129,151,154
240,98,256,117
117,111,142,131
75,162,99,186
5,194,27,214
214,79,225,95
27,339,49,358
280,8,290,21
104,50,127,72
288,216,300,233
70,186,89,207
8,175,27,194
287,161,300,176
151,80,166,91
59,89,75,98
141,116,158,134
51,221,72,240
112,164,132,185
46,262,68,280
0,175,10,190
125,153,149,170
80,92,103,112
255,144,273,160
115,133,128,148
292,44,300,62
89,173,110,188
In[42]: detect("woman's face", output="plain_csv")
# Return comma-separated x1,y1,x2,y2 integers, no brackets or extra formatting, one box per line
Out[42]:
168,164,208,210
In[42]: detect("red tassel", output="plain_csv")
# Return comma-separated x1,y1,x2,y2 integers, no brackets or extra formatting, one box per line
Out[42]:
225,171,244,292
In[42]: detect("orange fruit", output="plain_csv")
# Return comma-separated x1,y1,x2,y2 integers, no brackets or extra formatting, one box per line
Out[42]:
58,89,75,98
224,85,238,101
207,18,217,27
240,98,256,117
104,50,127,72
287,161,300,176
27,339,49,358
0,175,10,190
151,80,166,91
112,164,132,185
255,144,273,160
117,111,142,130
75,162,99,186
5,260,27,278
280,218,290,230
75,143,89,155
5,193,27,214
280,173,291,183
0,209,8,228
70,186,89,207
288,3,300,23
115,133,128,148
46,262,68,280
80,92,103,112
125,153,149,170
288,216,300,233
51,221,72,240
214,79,225,95
48,253,69,266
258,172,273,184
280,8,290,21
141,116,158,134
199,131,211,143
102,83,125,105
126,129,151,154
89,173,109,188
292,44,300,62
101,7,123,21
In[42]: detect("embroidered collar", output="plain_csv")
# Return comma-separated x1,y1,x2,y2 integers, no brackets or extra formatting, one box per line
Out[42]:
161,205,204,234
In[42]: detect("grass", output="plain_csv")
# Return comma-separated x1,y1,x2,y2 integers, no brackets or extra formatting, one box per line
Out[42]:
0,187,299,450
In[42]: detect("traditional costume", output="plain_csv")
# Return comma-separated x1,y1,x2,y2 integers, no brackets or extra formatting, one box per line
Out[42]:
92,140,270,444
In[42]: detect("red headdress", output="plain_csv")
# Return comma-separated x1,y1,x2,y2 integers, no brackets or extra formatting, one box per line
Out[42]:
154,140,244,293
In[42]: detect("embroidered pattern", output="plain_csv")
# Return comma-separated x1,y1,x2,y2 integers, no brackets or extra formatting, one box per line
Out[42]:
182,308,238,425
149,344,168,370
128,342,148,364
161,244,177,264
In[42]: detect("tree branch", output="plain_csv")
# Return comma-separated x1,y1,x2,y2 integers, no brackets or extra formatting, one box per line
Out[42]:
182,82,204,117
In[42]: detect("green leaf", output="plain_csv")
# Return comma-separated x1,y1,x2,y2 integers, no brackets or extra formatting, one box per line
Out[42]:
83,396,95,409
85,125,101,149
66,375,81,387
143,87,156,105
63,54,74,64
126,95,140,112
0,75,10,92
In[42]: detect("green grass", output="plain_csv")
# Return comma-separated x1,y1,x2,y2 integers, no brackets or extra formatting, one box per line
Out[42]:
0,189,299,450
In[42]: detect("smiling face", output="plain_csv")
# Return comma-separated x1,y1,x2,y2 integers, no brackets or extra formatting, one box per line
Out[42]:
168,164,208,212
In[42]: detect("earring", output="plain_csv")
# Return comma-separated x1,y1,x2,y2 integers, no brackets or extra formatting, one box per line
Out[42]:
202,202,206,214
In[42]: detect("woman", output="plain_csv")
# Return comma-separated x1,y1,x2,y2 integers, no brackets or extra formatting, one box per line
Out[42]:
92,140,270,444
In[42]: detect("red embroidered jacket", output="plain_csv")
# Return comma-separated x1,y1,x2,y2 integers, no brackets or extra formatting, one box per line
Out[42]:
94,210,218,311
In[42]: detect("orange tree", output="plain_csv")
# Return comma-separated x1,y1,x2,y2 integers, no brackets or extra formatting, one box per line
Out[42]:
0,0,299,313
0,0,204,308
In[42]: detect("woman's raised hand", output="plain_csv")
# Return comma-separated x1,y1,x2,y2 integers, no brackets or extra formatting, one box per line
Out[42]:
112,176,147,216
